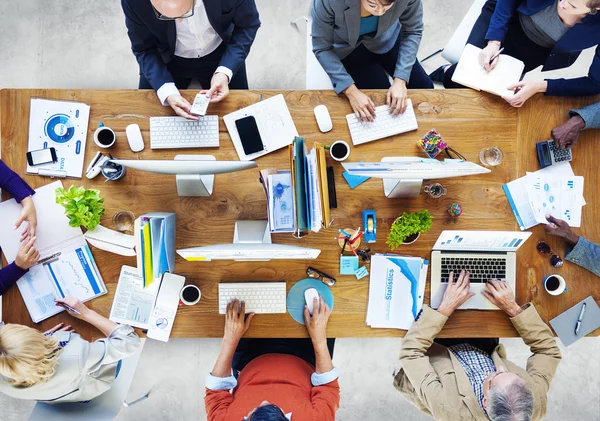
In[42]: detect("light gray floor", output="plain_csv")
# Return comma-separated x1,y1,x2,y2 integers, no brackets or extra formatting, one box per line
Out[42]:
1,1,599,420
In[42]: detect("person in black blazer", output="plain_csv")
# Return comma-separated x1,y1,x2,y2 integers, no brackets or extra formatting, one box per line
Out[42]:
122,0,260,119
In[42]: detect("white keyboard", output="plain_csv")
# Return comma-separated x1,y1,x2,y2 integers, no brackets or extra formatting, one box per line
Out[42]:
218,282,287,314
346,100,418,145
150,116,219,149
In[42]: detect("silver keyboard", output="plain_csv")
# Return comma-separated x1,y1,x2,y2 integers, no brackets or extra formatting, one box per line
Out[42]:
150,116,219,149
346,100,418,145
441,257,507,283
218,282,287,314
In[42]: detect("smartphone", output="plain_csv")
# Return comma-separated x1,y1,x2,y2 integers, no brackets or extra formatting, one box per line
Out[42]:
27,147,57,166
235,116,264,155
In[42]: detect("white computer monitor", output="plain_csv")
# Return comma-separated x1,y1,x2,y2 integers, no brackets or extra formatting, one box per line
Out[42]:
110,155,257,197
342,157,491,198
177,220,321,262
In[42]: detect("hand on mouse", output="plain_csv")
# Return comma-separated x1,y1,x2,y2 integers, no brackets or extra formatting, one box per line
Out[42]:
304,297,331,345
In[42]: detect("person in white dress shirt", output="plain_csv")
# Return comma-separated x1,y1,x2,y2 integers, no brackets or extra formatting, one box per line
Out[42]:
122,0,261,119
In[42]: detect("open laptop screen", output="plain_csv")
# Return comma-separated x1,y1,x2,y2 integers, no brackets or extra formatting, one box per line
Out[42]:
433,230,532,253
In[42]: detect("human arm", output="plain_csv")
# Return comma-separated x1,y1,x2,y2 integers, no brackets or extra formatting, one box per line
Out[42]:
545,45,600,96
0,236,39,296
503,80,547,108
386,0,423,115
569,101,600,130
485,0,521,43
398,271,474,415
204,300,254,419
551,114,586,149
304,297,340,418
0,160,37,238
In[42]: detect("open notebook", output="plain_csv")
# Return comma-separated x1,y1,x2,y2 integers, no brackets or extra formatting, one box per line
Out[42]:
452,44,525,97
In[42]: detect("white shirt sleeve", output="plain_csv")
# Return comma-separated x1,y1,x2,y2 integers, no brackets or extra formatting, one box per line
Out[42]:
214,66,233,84
205,372,238,390
311,367,339,386
157,82,181,106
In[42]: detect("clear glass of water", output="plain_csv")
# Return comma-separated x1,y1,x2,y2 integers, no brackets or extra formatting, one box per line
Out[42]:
113,211,135,232
479,146,504,166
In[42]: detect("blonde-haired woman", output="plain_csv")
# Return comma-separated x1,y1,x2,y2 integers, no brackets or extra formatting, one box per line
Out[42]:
0,296,139,402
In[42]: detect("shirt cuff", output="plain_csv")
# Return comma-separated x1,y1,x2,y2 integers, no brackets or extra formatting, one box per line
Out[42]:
311,367,339,386
157,83,180,106
215,66,233,83
205,373,237,391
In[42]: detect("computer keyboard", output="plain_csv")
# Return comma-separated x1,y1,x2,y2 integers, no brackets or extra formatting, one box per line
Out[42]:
441,257,507,283
150,116,219,149
346,100,418,146
218,282,287,314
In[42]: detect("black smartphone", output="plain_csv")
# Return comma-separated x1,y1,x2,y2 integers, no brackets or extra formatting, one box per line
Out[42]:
26,147,58,166
235,116,264,155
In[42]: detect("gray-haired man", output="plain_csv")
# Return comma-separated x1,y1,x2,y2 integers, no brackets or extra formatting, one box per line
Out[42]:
394,271,562,421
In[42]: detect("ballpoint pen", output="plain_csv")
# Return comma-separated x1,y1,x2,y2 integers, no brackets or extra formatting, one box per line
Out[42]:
574,302,586,335
488,47,504,66
56,301,82,315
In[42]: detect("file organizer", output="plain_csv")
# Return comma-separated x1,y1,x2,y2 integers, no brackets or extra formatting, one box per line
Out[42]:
260,137,332,237
134,212,176,288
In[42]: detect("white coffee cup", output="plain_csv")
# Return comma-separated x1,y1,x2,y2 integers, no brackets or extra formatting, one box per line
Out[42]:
93,123,116,148
544,274,567,296
329,140,350,162
180,284,201,305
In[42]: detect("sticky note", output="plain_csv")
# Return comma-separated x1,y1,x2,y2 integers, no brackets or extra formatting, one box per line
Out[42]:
342,171,370,189
340,255,359,274
355,266,369,280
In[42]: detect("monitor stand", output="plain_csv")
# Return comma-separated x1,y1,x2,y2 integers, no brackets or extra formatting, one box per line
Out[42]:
175,155,215,197
233,221,272,262
381,157,423,198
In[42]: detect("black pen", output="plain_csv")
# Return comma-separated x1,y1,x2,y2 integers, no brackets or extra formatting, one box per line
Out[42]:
488,47,504,66
56,302,81,315
574,302,586,335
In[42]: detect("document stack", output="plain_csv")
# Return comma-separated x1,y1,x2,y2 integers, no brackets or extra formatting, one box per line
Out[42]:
134,212,176,288
503,162,585,230
366,254,428,330
260,137,332,236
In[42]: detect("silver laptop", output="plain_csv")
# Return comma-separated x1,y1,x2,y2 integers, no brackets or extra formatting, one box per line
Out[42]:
430,231,531,310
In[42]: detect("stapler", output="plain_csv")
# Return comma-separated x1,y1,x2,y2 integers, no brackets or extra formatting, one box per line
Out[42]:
86,152,109,179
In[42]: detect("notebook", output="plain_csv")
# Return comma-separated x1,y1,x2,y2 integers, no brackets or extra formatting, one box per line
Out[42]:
550,296,600,347
452,44,525,97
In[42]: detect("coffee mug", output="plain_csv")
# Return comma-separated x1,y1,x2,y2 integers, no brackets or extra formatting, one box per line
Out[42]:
544,274,567,296
94,123,116,148
180,284,201,305
329,140,350,162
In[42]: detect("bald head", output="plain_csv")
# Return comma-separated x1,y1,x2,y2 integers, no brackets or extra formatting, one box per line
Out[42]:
151,0,194,19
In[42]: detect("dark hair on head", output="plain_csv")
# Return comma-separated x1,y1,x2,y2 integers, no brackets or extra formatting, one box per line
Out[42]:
587,0,600,10
379,0,397,5
249,404,288,421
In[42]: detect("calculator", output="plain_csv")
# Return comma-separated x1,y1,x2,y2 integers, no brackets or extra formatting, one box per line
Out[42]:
536,140,572,168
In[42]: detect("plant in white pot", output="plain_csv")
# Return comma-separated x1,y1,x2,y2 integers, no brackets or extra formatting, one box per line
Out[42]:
386,209,433,249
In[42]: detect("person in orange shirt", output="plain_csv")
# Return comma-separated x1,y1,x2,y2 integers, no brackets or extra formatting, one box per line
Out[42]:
205,299,339,421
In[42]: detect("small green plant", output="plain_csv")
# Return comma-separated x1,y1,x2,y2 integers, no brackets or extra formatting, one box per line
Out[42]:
386,209,433,249
55,186,105,230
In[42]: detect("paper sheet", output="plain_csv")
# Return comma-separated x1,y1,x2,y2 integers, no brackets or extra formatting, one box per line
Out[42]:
147,273,186,342
526,174,584,227
109,265,160,329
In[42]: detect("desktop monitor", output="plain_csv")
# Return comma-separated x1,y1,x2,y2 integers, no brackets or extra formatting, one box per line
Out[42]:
342,157,491,198
110,155,257,197
177,220,321,262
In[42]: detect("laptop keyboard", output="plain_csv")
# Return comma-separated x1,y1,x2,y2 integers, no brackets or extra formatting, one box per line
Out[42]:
441,257,507,283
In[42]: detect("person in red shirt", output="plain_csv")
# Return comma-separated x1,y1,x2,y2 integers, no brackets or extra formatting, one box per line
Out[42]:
205,298,339,421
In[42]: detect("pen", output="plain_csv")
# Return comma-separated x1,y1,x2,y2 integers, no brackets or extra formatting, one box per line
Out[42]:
574,302,586,335
338,228,352,237
488,47,504,66
56,302,81,315
341,238,348,254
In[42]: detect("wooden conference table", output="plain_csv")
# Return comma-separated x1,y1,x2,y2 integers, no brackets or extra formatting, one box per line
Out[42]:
1,89,599,340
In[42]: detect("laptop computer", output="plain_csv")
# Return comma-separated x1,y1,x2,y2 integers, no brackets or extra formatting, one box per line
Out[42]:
430,231,531,310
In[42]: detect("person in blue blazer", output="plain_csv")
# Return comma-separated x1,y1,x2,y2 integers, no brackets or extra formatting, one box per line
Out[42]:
311,0,433,122
121,0,260,119
551,100,600,148
431,0,600,108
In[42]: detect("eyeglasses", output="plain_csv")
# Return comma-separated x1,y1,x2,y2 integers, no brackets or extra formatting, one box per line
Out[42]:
152,0,195,20
306,267,336,286
536,241,563,268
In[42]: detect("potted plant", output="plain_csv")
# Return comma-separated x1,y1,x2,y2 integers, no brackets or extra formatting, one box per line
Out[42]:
387,209,433,249
55,186,105,231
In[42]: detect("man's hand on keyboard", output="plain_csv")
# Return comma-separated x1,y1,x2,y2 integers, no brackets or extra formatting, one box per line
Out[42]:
387,78,408,116
166,94,199,120
223,299,255,345
482,280,522,318
344,84,376,122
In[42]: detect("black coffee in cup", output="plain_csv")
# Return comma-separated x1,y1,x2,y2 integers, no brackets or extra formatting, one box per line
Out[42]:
546,276,560,291
331,142,348,159
97,128,115,146
182,285,200,302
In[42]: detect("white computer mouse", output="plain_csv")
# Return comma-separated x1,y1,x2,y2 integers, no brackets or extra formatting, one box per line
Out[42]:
314,104,333,133
126,124,145,152
304,288,320,315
